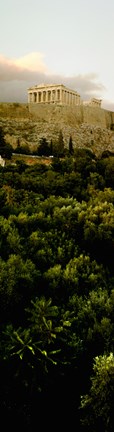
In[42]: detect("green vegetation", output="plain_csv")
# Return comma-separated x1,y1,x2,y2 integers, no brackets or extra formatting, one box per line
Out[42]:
81,353,114,431
14,129,67,157
0,127,12,159
0,127,114,428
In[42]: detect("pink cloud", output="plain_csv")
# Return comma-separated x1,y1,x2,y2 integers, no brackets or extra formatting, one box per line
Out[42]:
0,53,47,81
14,52,48,73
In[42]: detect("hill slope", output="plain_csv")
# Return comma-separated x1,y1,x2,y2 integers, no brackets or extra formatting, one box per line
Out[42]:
0,103,114,155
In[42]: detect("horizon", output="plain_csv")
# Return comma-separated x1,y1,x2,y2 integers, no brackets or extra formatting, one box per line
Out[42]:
1,0,114,111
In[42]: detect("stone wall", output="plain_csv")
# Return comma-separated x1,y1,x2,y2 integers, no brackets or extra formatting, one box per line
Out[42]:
0,103,114,156
29,103,114,129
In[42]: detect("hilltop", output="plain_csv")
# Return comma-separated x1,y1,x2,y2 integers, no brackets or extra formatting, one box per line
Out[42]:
0,102,114,156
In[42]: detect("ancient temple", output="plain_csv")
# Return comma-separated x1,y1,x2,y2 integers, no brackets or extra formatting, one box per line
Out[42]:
83,97,102,107
28,83,81,106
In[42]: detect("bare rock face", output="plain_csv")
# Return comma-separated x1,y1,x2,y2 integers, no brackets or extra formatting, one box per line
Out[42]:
0,103,114,156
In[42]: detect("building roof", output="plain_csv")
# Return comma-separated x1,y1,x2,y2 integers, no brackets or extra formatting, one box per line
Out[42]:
28,83,80,95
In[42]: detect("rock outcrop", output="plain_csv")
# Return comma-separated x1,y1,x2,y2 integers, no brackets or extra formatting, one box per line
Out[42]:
0,102,114,156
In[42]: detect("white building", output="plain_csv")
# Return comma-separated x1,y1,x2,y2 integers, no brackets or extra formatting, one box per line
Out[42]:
28,83,81,106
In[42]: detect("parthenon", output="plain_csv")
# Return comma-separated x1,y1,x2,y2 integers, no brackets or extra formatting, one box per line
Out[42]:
28,83,81,106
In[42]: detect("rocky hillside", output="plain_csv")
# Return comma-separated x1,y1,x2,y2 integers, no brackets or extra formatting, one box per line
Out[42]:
0,102,114,156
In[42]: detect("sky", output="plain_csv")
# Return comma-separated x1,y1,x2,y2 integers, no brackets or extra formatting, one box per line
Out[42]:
0,0,114,110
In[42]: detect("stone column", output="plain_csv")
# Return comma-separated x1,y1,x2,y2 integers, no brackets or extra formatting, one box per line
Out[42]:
60,86,62,104
64,91,66,104
69,92,71,105
65,92,67,105
57,88,60,102
48,90,51,102
52,89,56,102
67,92,69,105
62,90,64,103
39,91,41,102
46,91,48,102
30,92,34,103
43,91,46,103
55,89,57,102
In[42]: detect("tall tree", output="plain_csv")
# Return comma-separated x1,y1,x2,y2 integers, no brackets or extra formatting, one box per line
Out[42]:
56,130,64,157
0,127,12,159
49,139,53,155
69,135,74,154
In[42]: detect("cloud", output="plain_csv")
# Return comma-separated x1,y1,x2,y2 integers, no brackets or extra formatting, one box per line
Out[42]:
51,73,105,99
0,52,109,107
66,74,105,96
14,52,48,73
0,52,47,82
102,99,114,112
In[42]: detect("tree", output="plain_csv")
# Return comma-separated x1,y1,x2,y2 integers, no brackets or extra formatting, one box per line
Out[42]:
63,254,107,297
38,137,51,156
0,253,38,324
54,130,64,157
15,142,30,155
0,126,5,146
69,135,74,154
0,127,12,159
80,353,114,431
50,139,53,155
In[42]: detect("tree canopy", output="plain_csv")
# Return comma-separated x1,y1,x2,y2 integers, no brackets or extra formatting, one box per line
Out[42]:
0,145,114,428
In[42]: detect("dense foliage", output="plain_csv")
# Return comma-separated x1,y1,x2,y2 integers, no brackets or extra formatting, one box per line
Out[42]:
0,127,12,159
0,141,114,428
